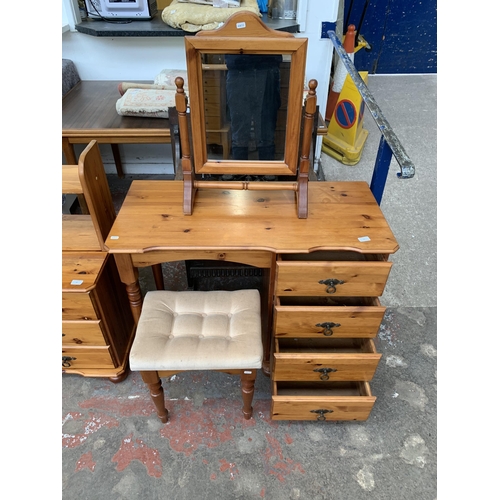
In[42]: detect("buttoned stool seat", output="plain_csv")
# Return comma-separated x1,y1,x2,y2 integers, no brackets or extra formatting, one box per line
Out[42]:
130,289,263,423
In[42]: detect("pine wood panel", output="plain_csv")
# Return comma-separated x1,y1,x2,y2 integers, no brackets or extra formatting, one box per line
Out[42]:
276,260,392,297
273,339,381,382
104,181,399,254
62,321,107,346
78,141,116,250
274,297,385,338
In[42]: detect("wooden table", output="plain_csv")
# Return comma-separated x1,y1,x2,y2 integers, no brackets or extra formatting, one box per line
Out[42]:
62,81,176,176
105,180,399,376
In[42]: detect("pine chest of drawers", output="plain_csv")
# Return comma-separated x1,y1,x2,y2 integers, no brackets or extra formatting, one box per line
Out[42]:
271,251,392,421
62,252,135,382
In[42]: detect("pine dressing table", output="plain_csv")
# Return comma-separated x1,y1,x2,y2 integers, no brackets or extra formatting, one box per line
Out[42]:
105,180,399,421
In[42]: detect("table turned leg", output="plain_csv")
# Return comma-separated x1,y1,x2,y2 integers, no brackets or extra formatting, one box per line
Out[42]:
141,371,168,423
62,137,77,165
111,144,125,178
240,370,257,420
113,254,143,324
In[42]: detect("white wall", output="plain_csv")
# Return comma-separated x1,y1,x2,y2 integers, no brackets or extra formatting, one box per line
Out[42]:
62,0,338,173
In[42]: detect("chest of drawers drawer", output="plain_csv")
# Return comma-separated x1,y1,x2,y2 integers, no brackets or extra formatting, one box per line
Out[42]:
271,381,376,421
62,292,97,320
274,296,385,338
62,346,116,370
273,338,381,382
62,321,107,346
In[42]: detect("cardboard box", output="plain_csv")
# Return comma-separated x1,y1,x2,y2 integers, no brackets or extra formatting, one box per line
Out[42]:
157,0,174,9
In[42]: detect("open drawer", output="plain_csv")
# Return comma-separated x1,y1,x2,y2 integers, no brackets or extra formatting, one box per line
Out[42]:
272,381,376,421
274,296,386,338
273,337,381,381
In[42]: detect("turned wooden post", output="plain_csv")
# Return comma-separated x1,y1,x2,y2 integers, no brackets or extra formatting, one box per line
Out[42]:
141,371,169,423
112,254,142,324
240,370,257,420
296,79,318,219
175,77,196,215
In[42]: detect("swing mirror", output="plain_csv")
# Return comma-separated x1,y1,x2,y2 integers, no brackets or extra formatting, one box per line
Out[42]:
184,13,308,176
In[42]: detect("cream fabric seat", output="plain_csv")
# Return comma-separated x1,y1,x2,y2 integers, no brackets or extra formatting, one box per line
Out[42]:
130,289,263,422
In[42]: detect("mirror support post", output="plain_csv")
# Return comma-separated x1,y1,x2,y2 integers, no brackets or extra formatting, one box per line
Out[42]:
175,77,196,215
296,79,318,219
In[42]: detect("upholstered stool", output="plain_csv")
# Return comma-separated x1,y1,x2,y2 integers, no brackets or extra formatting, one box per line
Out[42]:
130,289,263,423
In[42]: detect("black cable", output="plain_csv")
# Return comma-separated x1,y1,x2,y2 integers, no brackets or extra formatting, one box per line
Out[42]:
356,0,370,47
85,0,133,24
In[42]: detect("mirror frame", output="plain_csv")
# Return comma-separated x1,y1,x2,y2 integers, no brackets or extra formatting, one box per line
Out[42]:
184,13,308,176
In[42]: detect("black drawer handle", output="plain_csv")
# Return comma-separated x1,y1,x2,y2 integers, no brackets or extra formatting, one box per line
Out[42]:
62,356,76,368
310,409,333,421
318,279,345,293
313,367,337,380
316,322,341,336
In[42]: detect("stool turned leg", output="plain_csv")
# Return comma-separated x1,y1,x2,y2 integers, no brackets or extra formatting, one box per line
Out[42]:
141,371,168,423
240,370,257,420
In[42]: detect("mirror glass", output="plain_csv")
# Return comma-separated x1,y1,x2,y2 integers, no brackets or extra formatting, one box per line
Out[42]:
202,53,291,162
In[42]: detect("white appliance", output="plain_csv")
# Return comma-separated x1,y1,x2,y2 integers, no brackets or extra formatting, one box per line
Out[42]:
84,0,157,20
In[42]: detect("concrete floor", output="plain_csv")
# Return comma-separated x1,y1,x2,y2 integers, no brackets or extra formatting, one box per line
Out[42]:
61,74,437,499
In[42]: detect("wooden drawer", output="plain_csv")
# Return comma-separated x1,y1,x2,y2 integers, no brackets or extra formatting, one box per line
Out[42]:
272,381,376,421
62,346,116,370
62,292,97,321
205,114,225,129
62,321,107,346
275,296,385,338
273,338,381,382
207,132,223,144
276,252,392,297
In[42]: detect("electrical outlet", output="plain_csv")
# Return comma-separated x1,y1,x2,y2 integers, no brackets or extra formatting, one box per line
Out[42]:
321,22,336,39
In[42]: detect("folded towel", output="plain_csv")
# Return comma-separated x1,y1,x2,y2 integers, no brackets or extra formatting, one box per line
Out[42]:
116,89,178,118
162,0,260,32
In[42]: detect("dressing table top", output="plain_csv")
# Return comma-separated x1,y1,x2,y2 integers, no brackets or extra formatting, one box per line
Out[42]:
105,180,399,255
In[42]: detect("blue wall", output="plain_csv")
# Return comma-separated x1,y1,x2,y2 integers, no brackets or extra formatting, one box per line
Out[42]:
344,0,437,74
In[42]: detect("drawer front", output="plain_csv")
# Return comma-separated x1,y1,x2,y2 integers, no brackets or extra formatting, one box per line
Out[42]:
273,339,381,382
205,115,225,129
62,292,97,321
207,132,224,143
62,347,115,370
274,298,385,339
62,321,107,346
276,261,392,297
272,381,376,421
